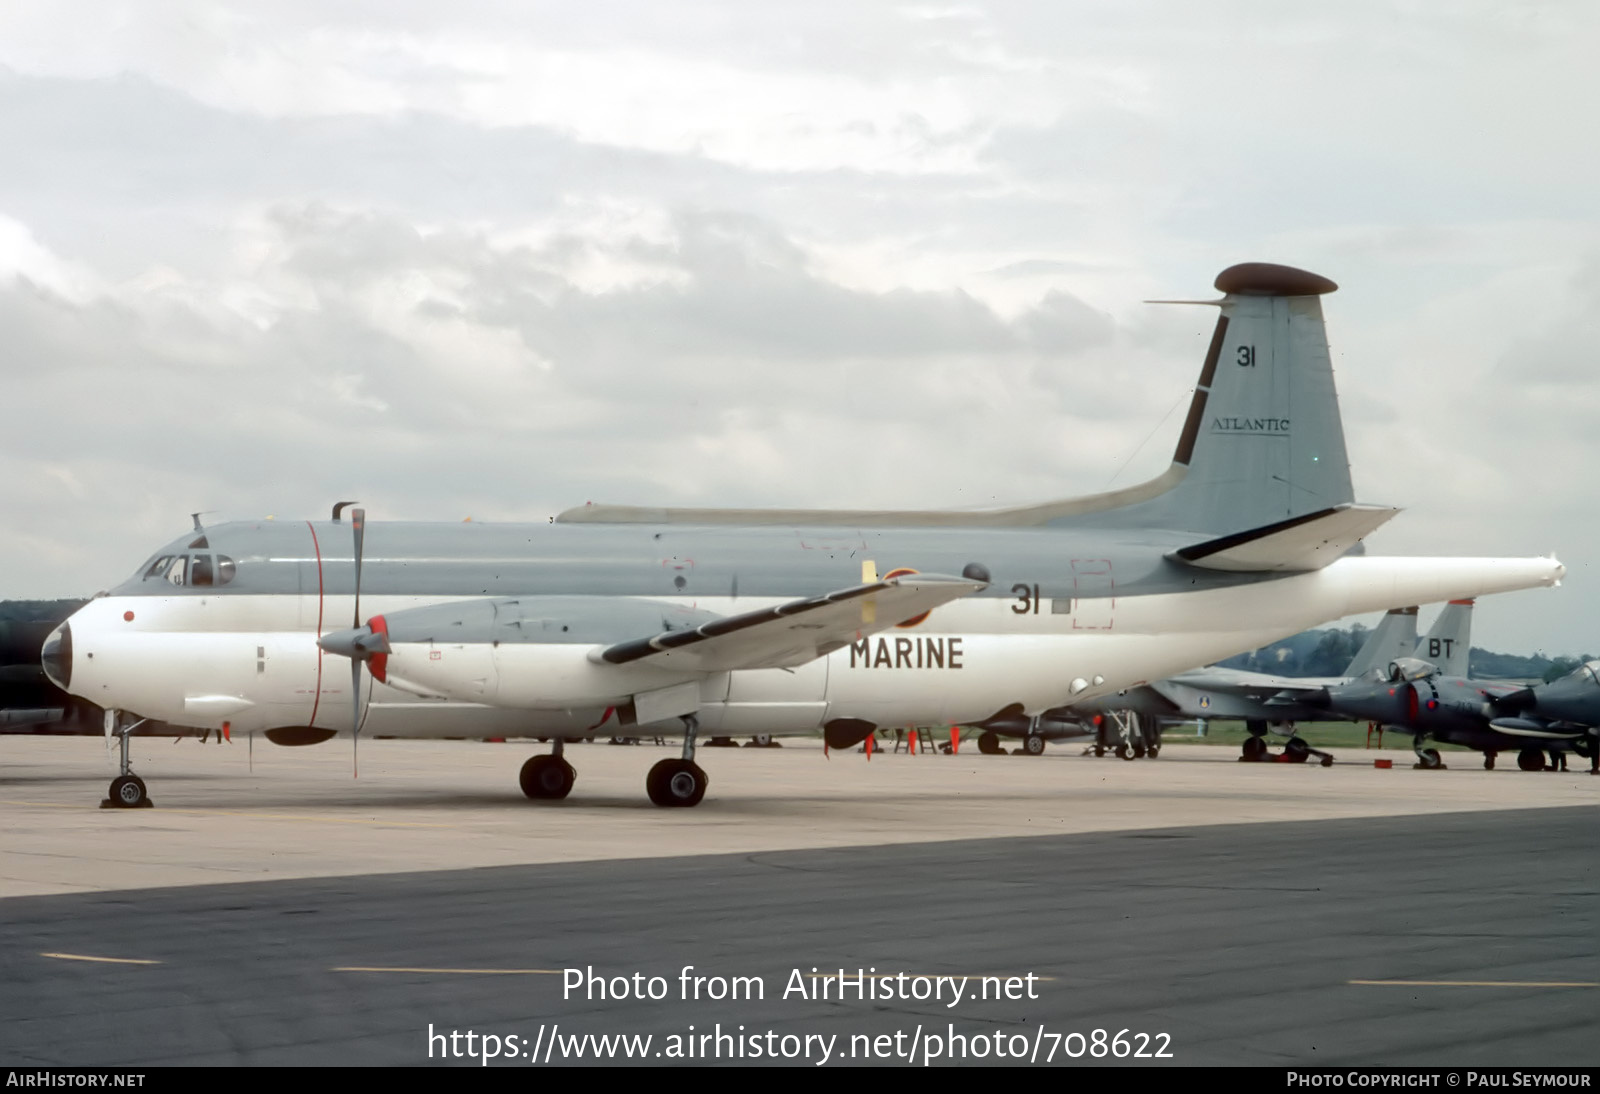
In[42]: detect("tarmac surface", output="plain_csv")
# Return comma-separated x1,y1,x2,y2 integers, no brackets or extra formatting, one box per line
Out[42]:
2,735,1597,1066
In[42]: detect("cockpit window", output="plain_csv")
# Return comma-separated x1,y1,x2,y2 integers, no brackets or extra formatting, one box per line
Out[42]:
138,553,236,587
1582,660,1600,685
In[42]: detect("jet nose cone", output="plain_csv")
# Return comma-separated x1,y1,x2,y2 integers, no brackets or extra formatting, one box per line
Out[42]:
41,623,71,691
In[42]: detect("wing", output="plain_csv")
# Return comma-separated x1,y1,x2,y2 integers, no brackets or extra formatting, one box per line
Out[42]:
596,572,986,673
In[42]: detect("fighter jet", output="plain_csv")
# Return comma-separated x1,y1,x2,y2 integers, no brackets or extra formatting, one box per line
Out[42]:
1313,608,1588,771
1492,662,1600,774
41,263,1564,809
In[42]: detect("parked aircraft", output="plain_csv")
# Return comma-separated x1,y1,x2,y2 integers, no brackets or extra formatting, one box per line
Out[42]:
41,263,1564,808
1492,662,1600,774
1314,606,1589,770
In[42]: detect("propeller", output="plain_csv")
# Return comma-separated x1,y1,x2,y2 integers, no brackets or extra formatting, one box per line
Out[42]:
315,507,392,778
350,506,364,777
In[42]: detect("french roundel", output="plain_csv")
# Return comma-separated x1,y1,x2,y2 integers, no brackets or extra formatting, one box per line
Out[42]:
883,568,930,628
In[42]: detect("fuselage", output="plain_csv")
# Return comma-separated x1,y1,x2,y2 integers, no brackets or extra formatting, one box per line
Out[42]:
44,518,1563,742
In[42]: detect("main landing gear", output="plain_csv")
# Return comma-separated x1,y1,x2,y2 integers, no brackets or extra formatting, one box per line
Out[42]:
520,715,711,806
1413,740,1446,770
101,710,153,809
519,737,576,799
646,714,709,807
1240,723,1334,766
1516,748,1546,772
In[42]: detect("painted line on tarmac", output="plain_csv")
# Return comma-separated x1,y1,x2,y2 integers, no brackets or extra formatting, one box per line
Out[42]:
333,966,566,976
42,953,160,965
2,800,458,828
1350,979,1598,988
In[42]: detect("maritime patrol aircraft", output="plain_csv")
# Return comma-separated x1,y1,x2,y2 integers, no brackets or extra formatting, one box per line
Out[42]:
41,263,1564,809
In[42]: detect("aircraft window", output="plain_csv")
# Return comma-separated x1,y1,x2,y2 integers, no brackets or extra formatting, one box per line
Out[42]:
188,535,210,549
1583,660,1600,685
217,556,236,585
144,556,174,579
190,555,214,586
160,556,188,586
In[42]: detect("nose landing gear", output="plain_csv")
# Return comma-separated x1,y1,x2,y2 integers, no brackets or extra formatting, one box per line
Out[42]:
101,710,153,809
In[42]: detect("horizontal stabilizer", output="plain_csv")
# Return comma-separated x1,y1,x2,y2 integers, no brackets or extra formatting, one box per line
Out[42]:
1169,504,1399,573
597,572,986,673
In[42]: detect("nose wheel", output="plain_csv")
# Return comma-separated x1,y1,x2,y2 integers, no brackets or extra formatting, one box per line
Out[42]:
101,711,154,809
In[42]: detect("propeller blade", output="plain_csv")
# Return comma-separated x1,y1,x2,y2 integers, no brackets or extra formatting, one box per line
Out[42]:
352,657,361,778
352,507,366,629
350,507,367,779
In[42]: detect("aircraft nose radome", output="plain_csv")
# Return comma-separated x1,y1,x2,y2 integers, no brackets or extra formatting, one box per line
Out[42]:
40,623,71,691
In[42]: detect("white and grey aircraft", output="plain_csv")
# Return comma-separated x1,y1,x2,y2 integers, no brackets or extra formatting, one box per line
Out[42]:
41,263,1564,809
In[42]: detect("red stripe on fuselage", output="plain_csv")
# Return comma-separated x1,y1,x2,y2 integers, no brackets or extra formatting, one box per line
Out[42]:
307,521,326,727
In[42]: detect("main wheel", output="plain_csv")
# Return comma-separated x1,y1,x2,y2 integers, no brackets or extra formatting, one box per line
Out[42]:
108,774,147,808
1241,736,1268,762
1022,734,1046,756
1117,744,1135,761
1147,745,1160,759
1517,748,1545,772
646,759,708,807
747,734,774,748
1284,738,1311,763
1484,753,1497,770
977,731,1003,755
519,755,576,799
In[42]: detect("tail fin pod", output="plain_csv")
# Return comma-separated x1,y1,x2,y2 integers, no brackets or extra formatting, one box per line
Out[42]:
1414,600,1474,677
1345,606,1420,678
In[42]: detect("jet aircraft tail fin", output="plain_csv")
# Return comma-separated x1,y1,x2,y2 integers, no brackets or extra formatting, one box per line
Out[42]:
1414,600,1474,677
1344,606,1420,679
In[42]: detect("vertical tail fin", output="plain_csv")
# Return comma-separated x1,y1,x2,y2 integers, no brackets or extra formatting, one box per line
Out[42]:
1068,262,1355,535
1345,606,1419,678
1414,600,1474,677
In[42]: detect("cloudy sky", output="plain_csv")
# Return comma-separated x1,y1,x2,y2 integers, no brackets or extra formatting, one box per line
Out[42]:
2,2,1596,655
